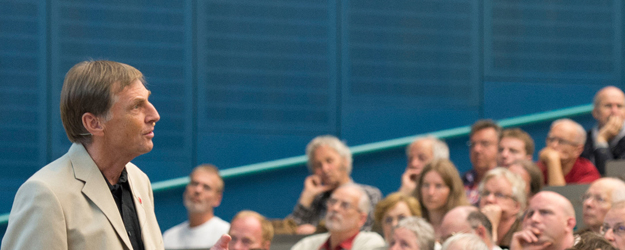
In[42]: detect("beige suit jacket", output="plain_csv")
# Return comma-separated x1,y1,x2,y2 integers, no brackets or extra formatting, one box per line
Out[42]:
1,143,164,250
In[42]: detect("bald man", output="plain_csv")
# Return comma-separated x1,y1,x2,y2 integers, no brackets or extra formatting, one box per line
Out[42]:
582,86,625,175
581,178,625,233
510,191,576,250
538,119,600,186
440,206,498,250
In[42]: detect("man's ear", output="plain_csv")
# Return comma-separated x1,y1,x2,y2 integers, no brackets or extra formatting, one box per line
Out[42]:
82,112,104,136
263,240,271,250
566,216,576,232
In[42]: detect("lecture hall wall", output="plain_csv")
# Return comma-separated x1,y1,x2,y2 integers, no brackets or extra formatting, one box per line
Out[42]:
0,0,623,237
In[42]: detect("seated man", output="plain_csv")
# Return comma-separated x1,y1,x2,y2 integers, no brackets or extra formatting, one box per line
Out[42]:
510,191,576,250
288,135,382,234
440,206,498,250
399,136,449,196
538,119,600,186
229,210,274,250
291,184,385,250
163,164,230,249
603,201,625,249
498,128,534,168
582,86,625,175
463,120,501,205
580,178,625,234
442,233,489,250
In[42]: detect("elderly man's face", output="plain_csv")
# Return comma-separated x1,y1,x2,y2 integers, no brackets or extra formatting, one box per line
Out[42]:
183,170,222,213
469,128,499,173
311,145,349,188
546,123,583,162
603,206,625,249
497,137,529,167
324,186,366,233
582,181,613,231
389,227,420,250
522,193,572,247
593,87,625,128
407,140,434,176
479,177,521,219
229,216,267,250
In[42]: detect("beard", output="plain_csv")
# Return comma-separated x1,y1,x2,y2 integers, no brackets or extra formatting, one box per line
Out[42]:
325,211,359,233
183,194,210,214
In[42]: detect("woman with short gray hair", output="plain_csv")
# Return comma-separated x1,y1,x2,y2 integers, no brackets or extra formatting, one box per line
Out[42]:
388,217,435,250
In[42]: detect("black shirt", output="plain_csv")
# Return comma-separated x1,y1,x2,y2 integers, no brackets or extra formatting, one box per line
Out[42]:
104,169,145,250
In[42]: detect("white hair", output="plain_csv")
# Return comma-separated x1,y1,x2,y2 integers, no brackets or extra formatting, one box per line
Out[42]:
338,183,370,214
306,135,352,174
395,217,436,250
406,136,450,159
441,233,489,250
478,167,527,215
551,119,586,145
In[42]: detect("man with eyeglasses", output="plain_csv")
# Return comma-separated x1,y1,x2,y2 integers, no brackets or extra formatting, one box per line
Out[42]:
463,120,502,205
603,201,625,249
162,164,230,249
291,184,385,250
511,191,576,250
440,206,500,250
538,119,600,186
581,86,625,175
580,178,625,234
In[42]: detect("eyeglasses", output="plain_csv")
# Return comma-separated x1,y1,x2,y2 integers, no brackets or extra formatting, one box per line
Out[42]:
581,193,607,204
546,136,578,146
479,190,515,201
467,140,495,148
383,215,407,225
602,223,625,236
327,198,359,211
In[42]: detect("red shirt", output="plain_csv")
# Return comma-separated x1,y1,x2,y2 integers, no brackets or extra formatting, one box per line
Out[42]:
319,233,358,250
538,157,600,184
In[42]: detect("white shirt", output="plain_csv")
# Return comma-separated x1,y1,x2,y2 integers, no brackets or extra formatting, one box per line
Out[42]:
163,216,230,249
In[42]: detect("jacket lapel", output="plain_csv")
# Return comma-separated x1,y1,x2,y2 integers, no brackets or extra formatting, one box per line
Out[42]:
69,143,133,250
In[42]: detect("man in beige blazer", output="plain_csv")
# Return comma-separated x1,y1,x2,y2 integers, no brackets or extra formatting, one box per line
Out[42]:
1,60,165,250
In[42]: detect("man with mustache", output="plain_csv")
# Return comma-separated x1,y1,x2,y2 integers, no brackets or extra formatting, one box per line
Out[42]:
163,164,230,249
291,184,385,250
510,191,576,250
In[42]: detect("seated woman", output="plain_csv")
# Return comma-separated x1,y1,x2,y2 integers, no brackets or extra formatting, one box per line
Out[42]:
388,217,435,250
374,192,421,240
414,159,469,238
478,167,526,248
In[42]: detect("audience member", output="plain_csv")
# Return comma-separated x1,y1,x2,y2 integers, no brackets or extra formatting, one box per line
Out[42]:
581,86,625,175
538,119,600,186
572,231,617,250
463,120,502,205
289,135,382,234
399,136,450,196
479,168,526,247
416,159,469,237
291,184,385,250
510,191,576,250
442,233,489,250
603,201,625,249
498,128,535,168
0,60,163,250
440,206,498,250
580,178,625,234
229,210,274,250
508,159,544,198
163,164,230,249
373,192,421,240
388,217,436,250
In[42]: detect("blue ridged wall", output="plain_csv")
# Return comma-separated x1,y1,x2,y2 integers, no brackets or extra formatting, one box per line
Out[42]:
0,0,622,238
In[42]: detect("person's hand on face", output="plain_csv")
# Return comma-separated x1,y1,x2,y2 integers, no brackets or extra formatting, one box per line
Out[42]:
598,115,624,143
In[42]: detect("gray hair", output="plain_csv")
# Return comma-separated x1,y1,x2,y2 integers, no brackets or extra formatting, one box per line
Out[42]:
551,119,587,145
478,167,527,215
338,183,370,214
306,135,352,174
394,216,436,250
441,233,489,250
406,136,450,159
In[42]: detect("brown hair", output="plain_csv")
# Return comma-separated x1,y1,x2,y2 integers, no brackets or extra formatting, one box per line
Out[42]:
501,128,535,156
470,119,502,138
232,210,274,244
414,159,469,222
374,192,421,226
190,164,224,193
60,60,145,144
511,159,544,197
